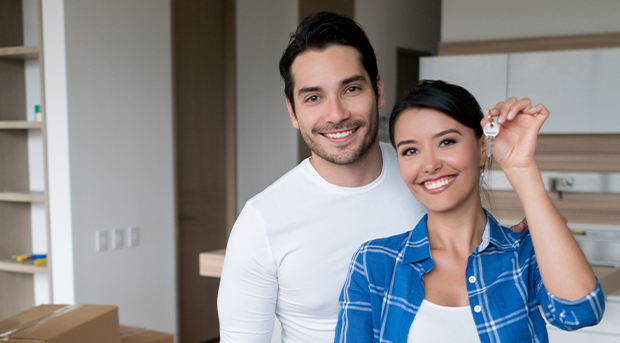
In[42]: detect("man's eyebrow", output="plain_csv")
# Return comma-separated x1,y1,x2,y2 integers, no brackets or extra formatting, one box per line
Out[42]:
396,129,462,148
297,86,320,96
341,75,366,86
296,75,367,97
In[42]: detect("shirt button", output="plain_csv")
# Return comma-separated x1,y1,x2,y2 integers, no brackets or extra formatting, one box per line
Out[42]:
474,305,482,313
468,276,476,283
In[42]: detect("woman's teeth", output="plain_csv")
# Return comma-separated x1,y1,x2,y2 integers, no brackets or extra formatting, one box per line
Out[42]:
424,177,455,190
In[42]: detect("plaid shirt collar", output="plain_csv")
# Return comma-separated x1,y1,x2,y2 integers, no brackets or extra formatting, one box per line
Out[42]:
402,209,520,265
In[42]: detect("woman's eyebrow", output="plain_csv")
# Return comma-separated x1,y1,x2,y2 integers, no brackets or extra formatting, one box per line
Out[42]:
396,139,416,148
396,129,463,148
434,129,462,138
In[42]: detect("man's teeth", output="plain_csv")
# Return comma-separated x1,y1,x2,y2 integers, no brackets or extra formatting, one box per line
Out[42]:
424,177,455,190
324,130,354,139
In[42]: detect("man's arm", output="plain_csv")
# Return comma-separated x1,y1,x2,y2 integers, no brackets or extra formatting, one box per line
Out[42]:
218,204,279,342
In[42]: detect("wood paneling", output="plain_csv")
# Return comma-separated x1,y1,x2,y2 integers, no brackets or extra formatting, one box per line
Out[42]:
0,202,33,320
439,32,620,56
0,59,26,121
484,191,620,226
486,135,620,227
0,131,29,191
0,0,23,48
490,135,620,172
172,0,235,341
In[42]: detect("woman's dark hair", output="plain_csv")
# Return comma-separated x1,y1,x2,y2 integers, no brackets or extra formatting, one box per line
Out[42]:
389,80,484,148
279,11,379,113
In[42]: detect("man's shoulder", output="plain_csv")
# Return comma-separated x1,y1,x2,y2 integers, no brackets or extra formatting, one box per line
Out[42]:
245,159,311,206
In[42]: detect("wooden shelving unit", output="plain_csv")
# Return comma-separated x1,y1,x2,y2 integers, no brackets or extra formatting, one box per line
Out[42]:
0,45,39,59
0,121,43,129
0,191,46,203
0,260,47,274
0,0,51,320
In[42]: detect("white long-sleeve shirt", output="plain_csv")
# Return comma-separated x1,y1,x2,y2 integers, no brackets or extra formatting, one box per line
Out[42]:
218,143,426,342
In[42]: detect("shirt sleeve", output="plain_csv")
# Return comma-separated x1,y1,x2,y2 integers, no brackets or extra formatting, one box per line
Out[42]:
218,204,279,342
334,242,375,343
534,262,605,331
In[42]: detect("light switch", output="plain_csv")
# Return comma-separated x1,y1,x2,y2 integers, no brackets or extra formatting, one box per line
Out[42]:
112,228,124,250
128,227,140,247
96,231,109,252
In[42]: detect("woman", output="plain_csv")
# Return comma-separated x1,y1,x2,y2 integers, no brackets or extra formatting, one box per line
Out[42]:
334,80,604,342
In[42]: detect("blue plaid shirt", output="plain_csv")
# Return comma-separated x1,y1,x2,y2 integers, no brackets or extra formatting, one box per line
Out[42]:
335,211,604,343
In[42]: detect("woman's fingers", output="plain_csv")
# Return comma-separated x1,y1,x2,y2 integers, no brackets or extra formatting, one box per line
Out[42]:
490,97,538,124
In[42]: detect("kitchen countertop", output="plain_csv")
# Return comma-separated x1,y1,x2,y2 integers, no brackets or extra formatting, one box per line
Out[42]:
199,249,620,299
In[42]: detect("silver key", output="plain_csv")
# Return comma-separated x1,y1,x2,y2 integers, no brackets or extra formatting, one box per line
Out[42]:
483,117,500,157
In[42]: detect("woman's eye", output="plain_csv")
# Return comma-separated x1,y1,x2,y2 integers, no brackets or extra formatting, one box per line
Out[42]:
440,138,456,147
402,148,417,156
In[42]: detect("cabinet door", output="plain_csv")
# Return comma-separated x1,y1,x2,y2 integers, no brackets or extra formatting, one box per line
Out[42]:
420,54,508,111
508,48,620,134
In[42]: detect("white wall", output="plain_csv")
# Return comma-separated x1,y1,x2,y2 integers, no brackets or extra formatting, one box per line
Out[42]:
442,0,620,42
42,0,75,306
236,0,299,211
356,0,441,115
47,0,176,334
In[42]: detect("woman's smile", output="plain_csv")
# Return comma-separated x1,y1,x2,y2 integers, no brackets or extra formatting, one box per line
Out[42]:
421,175,456,193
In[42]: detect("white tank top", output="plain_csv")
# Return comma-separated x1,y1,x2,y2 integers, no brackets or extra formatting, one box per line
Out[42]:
408,299,481,342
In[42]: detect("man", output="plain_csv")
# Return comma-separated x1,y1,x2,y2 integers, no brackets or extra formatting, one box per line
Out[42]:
218,12,527,342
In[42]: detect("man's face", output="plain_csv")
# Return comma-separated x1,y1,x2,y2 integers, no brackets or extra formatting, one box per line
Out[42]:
286,45,385,165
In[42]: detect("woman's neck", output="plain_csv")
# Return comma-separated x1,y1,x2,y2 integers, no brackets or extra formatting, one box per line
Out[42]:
426,199,487,256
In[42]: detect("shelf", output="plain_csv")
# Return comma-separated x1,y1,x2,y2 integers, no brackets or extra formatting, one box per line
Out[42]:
0,45,39,60
0,191,45,203
0,121,43,130
0,260,47,274
199,249,225,278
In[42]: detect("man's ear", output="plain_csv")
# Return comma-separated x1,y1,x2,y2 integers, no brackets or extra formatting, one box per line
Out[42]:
286,99,299,129
376,75,386,110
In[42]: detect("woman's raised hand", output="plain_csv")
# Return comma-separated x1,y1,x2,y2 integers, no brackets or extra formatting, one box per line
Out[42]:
482,97,550,171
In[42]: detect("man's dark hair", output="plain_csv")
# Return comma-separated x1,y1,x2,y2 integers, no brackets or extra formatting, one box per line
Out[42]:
279,11,379,113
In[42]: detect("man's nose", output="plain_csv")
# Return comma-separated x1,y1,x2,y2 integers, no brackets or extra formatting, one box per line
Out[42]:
324,97,350,123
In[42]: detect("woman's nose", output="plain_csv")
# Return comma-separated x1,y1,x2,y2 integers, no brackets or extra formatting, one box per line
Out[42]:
422,150,442,174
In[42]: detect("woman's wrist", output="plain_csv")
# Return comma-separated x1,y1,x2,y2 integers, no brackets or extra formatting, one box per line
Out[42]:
502,164,544,194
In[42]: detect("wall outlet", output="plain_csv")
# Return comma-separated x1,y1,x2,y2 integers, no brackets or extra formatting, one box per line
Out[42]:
127,226,140,247
112,228,124,250
96,231,109,252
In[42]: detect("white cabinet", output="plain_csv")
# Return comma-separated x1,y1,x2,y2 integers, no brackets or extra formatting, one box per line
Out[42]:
420,48,620,133
420,53,508,111
509,48,620,134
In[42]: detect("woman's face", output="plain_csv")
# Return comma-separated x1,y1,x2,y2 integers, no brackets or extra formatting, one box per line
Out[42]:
393,108,486,214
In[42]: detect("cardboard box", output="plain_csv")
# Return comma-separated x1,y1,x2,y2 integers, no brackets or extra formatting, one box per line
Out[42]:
0,304,120,343
120,325,174,343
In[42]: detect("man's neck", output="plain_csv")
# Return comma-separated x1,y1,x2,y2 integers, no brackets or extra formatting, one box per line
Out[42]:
309,141,383,188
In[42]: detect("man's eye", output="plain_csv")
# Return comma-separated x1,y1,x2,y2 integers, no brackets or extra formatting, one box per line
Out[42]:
346,86,360,93
306,95,319,102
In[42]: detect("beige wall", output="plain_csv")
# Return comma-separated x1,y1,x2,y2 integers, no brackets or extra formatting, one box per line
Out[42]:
442,0,620,42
